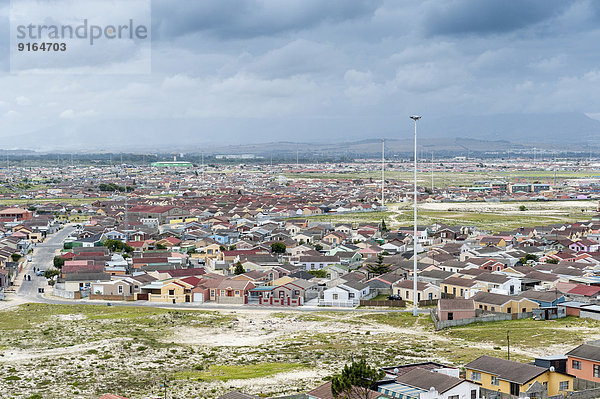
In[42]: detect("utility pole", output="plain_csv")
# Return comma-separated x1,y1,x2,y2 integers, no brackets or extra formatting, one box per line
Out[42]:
507,330,510,361
296,150,299,167
410,115,421,317
381,139,385,208
431,151,434,192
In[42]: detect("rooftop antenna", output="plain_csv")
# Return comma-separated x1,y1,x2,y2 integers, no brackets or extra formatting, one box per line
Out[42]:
381,139,385,207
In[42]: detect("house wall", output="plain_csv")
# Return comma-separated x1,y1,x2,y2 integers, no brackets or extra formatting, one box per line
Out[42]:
567,356,600,383
466,369,572,397
438,309,476,321
580,310,600,321
420,382,480,399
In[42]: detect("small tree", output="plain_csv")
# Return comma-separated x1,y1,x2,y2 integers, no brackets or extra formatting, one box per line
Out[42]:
314,243,323,251
546,258,559,264
308,269,327,278
381,219,388,232
234,262,245,275
366,254,390,277
519,205,527,211
11,253,21,262
44,269,60,279
53,256,65,269
271,242,287,254
330,359,384,399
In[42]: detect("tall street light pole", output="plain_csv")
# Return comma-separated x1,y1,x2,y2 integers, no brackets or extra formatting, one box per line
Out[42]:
410,115,421,316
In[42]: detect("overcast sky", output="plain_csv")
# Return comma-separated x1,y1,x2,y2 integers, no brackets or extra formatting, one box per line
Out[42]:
1,0,600,151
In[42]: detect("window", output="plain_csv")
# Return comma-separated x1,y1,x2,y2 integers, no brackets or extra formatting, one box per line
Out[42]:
406,290,409,298
471,372,481,382
594,364,600,378
349,293,355,299
448,312,454,321
449,396,459,399
559,381,569,391
491,376,499,386
453,287,456,295
507,307,511,313
235,290,240,296
491,306,495,312
460,288,464,297
471,389,477,399
572,360,582,370
333,294,338,300
118,286,123,294
168,289,175,296
522,308,526,313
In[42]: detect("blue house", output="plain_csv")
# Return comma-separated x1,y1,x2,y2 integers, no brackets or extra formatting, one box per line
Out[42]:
520,289,565,307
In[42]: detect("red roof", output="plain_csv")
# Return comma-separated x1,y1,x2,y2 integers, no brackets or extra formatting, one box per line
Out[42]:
568,285,600,297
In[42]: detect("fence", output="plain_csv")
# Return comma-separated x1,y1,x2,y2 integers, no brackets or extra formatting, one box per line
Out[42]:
360,299,406,307
89,294,135,301
431,309,533,330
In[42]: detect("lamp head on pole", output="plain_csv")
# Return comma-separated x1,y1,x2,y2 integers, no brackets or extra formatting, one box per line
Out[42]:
410,115,421,121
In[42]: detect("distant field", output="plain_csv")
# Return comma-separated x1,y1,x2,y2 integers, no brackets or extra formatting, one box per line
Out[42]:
288,200,597,232
285,169,600,187
0,197,105,206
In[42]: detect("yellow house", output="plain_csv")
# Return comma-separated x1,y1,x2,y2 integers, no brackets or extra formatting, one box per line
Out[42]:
440,276,485,299
269,276,295,287
147,279,194,303
465,355,573,397
471,291,539,314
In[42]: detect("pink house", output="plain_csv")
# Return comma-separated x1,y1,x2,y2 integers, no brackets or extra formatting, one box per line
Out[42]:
437,298,476,321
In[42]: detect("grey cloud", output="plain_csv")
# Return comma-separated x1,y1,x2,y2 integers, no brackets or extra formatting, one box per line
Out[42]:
422,0,569,36
152,0,380,40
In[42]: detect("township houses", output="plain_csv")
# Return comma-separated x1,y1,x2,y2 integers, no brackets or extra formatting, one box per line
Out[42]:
392,280,441,302
565,340,600,383
465,355,573,397
470,292,539,314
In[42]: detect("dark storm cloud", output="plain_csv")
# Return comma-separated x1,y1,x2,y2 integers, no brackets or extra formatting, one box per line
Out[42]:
422,0,570,36
152,0,380,40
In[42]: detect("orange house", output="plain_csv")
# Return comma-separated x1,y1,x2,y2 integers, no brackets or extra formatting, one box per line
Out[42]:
566,342,600,383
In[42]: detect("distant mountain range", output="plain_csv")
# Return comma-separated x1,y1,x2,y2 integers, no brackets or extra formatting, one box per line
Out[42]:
3,112,600,154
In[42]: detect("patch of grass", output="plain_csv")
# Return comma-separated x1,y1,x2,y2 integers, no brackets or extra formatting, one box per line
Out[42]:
174,362,305,382
441,316,600,349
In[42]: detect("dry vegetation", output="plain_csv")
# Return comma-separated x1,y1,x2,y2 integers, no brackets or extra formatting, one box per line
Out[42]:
1,304,599,398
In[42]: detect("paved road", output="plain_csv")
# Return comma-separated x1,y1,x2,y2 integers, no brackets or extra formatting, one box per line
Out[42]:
17,224,76,300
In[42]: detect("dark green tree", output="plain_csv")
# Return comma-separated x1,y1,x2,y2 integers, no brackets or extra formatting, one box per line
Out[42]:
380,219,388,232
546,258,559,264
271,242,287,254
366,254,390,277
330,359,384,399
53,256,65,269
234,262,245,275
11,253,21,262
43,269,60,279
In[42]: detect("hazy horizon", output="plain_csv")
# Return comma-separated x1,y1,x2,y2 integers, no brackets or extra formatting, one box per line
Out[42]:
2,0,600,151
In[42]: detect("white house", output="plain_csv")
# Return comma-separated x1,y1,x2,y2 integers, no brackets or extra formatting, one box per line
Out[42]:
320,281,370,307
378,368,480,399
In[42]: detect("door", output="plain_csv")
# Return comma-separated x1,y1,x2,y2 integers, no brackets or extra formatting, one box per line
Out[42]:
193,293,204,303
510,382,520,396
